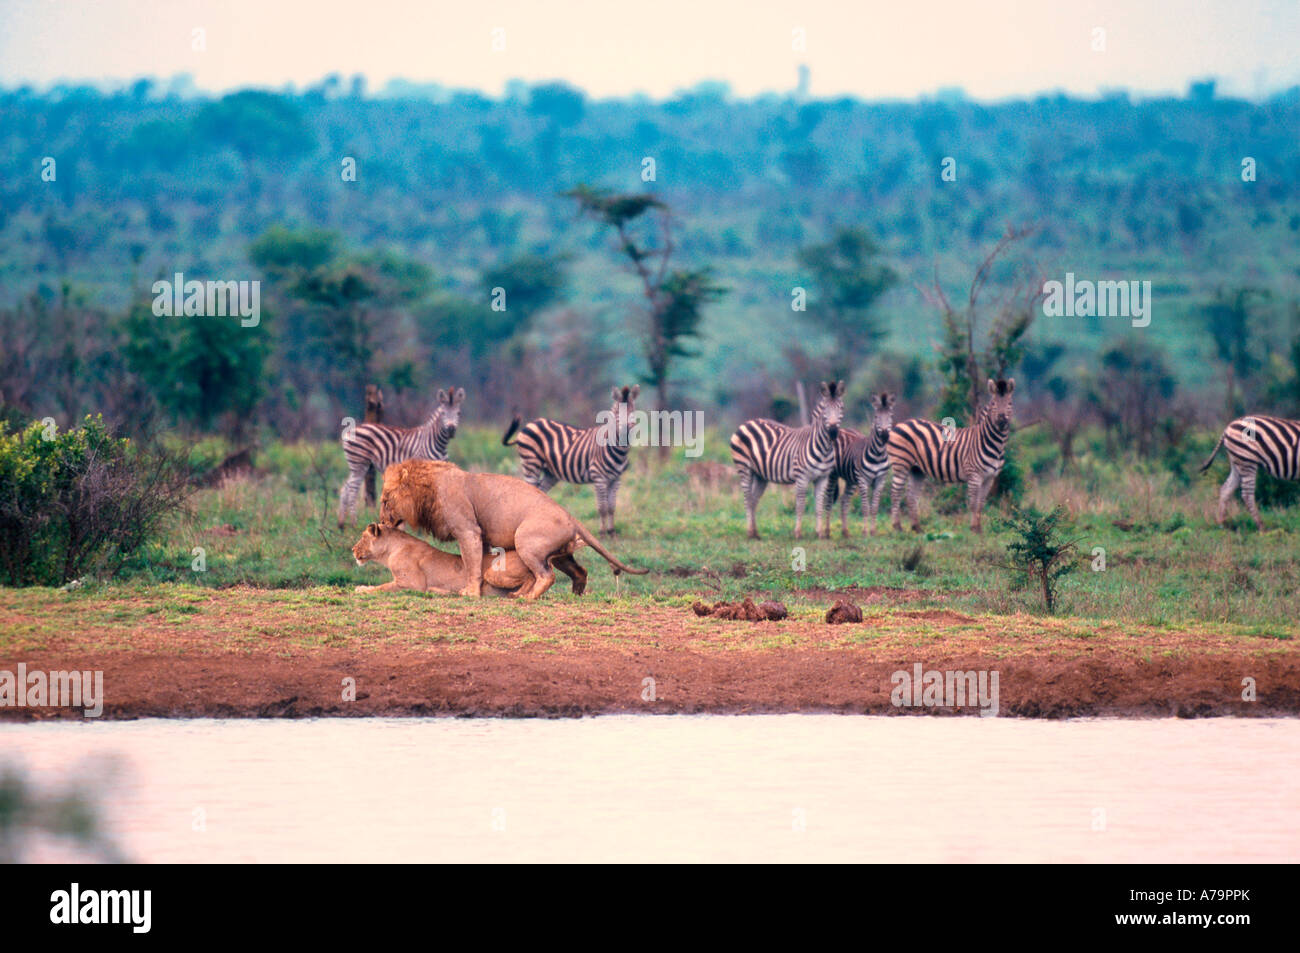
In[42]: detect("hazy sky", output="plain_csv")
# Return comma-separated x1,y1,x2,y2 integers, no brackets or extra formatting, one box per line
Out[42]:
1,0,1296,100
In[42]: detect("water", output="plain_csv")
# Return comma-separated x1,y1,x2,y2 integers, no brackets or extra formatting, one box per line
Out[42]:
3,715,1297,863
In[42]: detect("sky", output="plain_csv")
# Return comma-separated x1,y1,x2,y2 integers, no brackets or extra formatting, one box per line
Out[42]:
0,0,1297,101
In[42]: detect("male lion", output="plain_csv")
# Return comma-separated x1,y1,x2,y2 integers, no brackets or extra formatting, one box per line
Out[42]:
352,522,586,597
380,460,649,599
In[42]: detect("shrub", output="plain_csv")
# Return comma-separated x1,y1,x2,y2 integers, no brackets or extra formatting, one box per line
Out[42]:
1001,504,1079,612
0,417,192,586
1256,469,1300,509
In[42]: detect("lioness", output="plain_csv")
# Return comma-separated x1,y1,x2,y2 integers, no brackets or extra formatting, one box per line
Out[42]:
380,460,648,599
352,522,587,597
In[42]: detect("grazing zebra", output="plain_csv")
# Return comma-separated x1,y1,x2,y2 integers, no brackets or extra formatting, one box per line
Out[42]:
826,392,897,537
888,379,1015,534
337,386,464,528
502,385,640,535
1199,414,1300,530
363,384,384,506
729,380,846,540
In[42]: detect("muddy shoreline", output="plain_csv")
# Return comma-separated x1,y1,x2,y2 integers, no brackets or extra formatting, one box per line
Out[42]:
2,648,1297,720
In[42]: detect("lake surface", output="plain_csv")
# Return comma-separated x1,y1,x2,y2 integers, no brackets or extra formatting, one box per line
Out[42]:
3,715,1297,863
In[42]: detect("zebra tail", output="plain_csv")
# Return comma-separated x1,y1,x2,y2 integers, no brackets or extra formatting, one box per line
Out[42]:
502,415,523,446
1198,432,1226,473
572,521,650,576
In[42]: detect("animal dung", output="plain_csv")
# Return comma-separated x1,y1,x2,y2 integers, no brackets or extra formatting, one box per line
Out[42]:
691,598,788,621
824,599,864,624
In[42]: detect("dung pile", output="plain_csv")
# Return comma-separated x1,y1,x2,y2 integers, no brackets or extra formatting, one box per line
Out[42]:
691,598,789,621
825,599,864,624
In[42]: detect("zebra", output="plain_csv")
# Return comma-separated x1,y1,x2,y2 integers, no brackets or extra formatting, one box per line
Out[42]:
1199,414,1300,530
826,392,897,537
337,386,464,528
363,384,384,506
888,378,1015,534
729,380,846,540
501,385,640,535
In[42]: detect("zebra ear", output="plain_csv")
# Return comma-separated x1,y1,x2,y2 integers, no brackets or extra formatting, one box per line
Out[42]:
611,387,621,401
630,384,640,400
454,388,465,404
437,388,448,404
987,378,997,395
836,380,846,397
820,381,831,397
1005,378,1015,393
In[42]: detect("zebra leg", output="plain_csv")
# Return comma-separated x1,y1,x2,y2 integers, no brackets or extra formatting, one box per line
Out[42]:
1239,465,1264,530
1217,467,1242,526
840,480,852,538
741,469,767,539
814,475,832,540
364,464,377,506
967,474,985,533
593,480,612,535
523,464,557,494
794,475,810,540
890,466,909,532
338,467,366,528
869,476,887,537
606,479,621,535
908,473,923,533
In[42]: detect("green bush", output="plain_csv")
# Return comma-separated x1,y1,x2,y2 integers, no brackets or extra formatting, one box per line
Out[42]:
0,417,191,586
1001,504,1079,613
1256,469,1300,509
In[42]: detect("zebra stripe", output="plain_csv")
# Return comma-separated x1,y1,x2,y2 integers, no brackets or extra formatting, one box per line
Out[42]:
827,392,896,536
1200,414,1300,529
336,387,463,527
504,385,639,534
729,380,846,539
888,379,1015,533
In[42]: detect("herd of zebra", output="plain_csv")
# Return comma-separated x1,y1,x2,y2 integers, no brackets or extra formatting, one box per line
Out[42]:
337,380,1300,537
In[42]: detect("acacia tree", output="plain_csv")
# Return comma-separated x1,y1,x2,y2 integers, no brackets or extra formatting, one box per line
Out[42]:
564,185,726,412
922,225,1043,423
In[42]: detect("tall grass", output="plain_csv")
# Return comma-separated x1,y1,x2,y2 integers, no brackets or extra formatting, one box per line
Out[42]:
100,423,1300,634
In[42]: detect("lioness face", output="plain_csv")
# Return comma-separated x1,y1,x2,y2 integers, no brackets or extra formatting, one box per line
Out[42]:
352,523,391,566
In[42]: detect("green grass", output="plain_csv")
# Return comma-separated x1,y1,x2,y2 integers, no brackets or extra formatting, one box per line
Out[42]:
22,423,1300,639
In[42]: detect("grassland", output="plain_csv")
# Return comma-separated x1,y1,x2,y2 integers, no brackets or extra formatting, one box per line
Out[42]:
1,425,1297,718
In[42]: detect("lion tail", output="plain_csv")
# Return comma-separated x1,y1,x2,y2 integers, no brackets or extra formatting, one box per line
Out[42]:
572,521,649,576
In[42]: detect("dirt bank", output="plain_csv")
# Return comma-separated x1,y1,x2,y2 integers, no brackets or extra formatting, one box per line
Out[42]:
1,586,1296,719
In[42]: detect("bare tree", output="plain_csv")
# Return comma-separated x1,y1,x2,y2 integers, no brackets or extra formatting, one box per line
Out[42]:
921,225,1044,422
